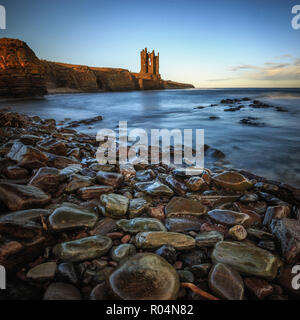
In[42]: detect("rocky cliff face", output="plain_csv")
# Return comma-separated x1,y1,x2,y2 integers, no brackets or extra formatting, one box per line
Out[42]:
0,38,194,98
0,38,47,97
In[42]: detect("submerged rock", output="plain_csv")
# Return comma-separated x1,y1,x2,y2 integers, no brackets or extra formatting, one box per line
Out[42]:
195,231,224,248
108,253,180,300
212,241,280,279
43,282,81,300
96,171,123,188
53,235,112,262
26,262,57,282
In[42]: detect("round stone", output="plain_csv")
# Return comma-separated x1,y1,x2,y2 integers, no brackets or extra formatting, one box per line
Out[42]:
109,253,180,300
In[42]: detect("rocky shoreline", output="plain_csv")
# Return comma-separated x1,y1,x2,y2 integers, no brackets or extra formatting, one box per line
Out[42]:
0,109,300,300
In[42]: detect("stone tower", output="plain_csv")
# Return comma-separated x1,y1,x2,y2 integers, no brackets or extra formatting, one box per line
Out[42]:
140,48,160,79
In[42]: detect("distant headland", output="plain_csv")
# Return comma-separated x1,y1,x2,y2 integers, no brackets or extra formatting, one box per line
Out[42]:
0,38,194,98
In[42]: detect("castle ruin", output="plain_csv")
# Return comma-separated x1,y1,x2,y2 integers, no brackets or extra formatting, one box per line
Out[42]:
140,48,160,79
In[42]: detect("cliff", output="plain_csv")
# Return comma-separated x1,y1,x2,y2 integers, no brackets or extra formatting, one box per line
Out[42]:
0,38,47,97
0,38,194,97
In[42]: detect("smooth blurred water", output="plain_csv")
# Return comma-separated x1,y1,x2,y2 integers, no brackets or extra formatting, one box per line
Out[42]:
1,88,300,187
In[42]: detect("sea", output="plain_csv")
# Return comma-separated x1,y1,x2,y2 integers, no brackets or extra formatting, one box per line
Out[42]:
1,88,300,187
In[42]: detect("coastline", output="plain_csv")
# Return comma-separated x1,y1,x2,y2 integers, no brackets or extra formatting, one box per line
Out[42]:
0,108,299,300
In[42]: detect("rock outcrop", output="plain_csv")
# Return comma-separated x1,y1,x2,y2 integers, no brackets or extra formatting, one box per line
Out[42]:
0,38,194,98
0,38,47,97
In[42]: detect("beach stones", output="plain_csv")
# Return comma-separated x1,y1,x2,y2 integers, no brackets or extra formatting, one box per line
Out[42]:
165,175,188,195
195,231,224,248
28,167,60,193
0,182,51,211
108,253,180,300
43,283,81,300
57,263,79,285
208,209,250,226
7,142,48,169
263,205,291,226
96,171,123,188
186,176,206,191
26,262,57,282
155,245,177,264
213,171,252,191
110,244,136,262
78,186,113,200
209,263,244,300
65,174,93,193
244,277,274,300
165,197,207,217
37,138,67,156
49,203,98,231
129,198,149,218
100,193,129,218
117,218,166,234
165,217,202,233
4,165,29,179
53,235,112,262
270,218,300,264
135,231,195,250
136,181,174,197
228,225,247,241
212,241,280,279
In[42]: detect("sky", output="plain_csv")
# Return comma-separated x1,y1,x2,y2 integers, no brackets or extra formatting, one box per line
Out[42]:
1,0,300,88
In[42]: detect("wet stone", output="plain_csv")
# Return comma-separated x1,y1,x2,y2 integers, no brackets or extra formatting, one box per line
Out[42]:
0,182,51,211
155,245,177,265
179,250,206,267
165,217,202,233
136,180,174,197
53,235,112,263
78,186,114,200
135,231,195,251
189,263,212,278
100,193,129,219
28,167,60,193
270,218,300,264
228,225,247,241
117,217,166,234
165,197,207,218
212,241,280,279
65,174,93,193
4,165,29,179
244,277,274,300
263,205,291,226
257,240,276,252
43,282,81,300
129,198,149,218
213,171,252,191
186,176,206,192
239,193,259,203
208,209,250,226
96,171,123,188
177,270,195,283
209,263,244,300
195,231,224,248
7,142,48,169
57,262,79,285
26,262,57,282
109,243,136,262
49,203,98,231
108,253,180,300
165,175,188,196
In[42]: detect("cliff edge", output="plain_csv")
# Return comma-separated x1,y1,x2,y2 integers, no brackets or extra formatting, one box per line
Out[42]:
0,38,194,98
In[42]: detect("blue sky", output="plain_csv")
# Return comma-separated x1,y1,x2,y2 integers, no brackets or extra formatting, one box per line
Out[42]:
1,0,300,87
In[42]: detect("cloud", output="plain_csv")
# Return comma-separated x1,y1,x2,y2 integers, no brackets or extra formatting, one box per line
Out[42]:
273,54,293,59
207,77,234,82
230,58,300,82
230,64,260,71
